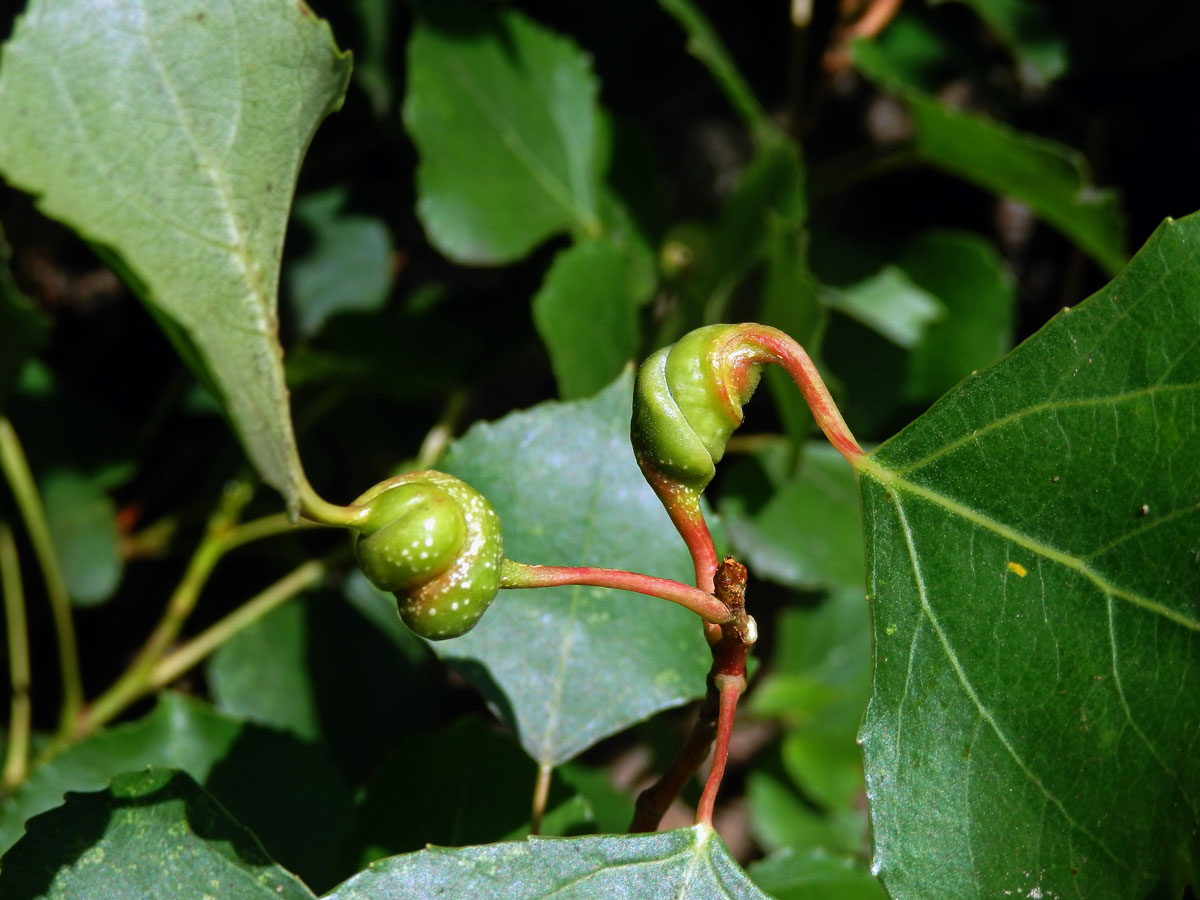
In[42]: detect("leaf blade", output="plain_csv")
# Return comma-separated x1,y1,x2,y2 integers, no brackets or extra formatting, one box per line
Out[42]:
405,1,601,264
858,213,1200,899
532,239,639,400
0,0,352,513
329,826,770,900
853,30,1125,275
0,767,317,900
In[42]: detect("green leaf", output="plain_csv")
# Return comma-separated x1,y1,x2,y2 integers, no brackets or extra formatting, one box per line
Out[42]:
749,847,885,900
594,112,660,304
0,693,353,890
434,372,712,765
404,1,601,264
208,597,321,741
751,592,871,731
0,767,317,900
0,227,49,415
2,776,767,899
40,469,122,607
747,590,872,851
211,587,440,783
932,0,1068,87
821,265,944,350
854,30,1125,275
351,0,395,117
857,213,1200,898
897,229,1016,402
330,825,771,900
532,239,638,399
745,764,866,857
721,444,865,592
750,144,824,446
655,0,772,139
555,761,636,835
287,188,396,338
703,139,807,323
0,0,352,515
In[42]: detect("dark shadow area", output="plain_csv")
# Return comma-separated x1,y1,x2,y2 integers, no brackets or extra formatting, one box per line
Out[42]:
204,726,353,894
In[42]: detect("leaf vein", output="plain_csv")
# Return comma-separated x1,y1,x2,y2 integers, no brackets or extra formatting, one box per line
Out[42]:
888,490,1129,869
1105,594,1177,779
136,0,266,330
442,55,593,233
888,383,1197,476
860,459,1200,632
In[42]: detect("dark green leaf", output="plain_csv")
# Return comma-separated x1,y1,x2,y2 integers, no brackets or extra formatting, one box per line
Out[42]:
854,31,1125,275
351,0,395,117
704,139,807,322
212,586,439,783
0,768,316,900
435,372,711,765
209,597,321,740
820,266,943,350
655,0,772,139
897,229,1016,402
932,0,1068,87
759,208,826,445
41,469,122,607
721,445,865,592
756,592,872,816
0,0,351,514
330,826,770,900
0,227,49,415
404,1,601,264
357,717,580,860
342,570,430,660
746,765,866,857
0,694,353,890
287,188,396,338
556,761,636,835
594,111,661,304
857,214,1200,898
532,239,638,399
749,847,885,900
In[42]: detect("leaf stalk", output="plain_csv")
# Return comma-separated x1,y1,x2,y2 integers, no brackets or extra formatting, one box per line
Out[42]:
499,560,732,624
1,522,32,792
78,503,314,740
0,417,83,740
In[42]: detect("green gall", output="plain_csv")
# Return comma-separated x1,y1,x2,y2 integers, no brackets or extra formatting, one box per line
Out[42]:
352,470,504,640
631,324,762,498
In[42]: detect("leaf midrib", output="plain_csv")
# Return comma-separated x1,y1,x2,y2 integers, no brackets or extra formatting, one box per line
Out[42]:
440,54,597,235
885,490,1131,871
884,382,1198,476
857,457,1200,633
136,3,268,333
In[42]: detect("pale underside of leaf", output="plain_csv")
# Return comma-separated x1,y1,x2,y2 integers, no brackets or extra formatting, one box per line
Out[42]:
329,825,770,900
0,0,352,513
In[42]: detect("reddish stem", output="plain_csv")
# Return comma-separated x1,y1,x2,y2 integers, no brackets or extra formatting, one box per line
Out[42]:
695,673,745,827
731,325,863,464
639,464,719,594
629,686,721,833
500,561,731,625
628,557,754,833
